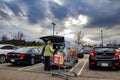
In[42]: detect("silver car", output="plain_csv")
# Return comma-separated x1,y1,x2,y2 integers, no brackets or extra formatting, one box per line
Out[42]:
0,44,18,63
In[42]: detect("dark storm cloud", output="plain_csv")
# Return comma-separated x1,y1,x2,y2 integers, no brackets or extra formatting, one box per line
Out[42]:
64,0,87,15
27,6,45,24
82,0,120,28
3,0,46,24
5,2,21,16
63,0,120,28
89,12,120,28
22,0,46,24
0,0,120,42
2,0,120,27
0,10,9,19
49,2,68,19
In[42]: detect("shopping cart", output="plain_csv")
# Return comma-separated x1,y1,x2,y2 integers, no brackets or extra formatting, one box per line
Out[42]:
51,54,77,80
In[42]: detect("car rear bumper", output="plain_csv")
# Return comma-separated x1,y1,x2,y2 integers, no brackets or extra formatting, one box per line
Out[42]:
6,58,29,64
77,53,84,58
89,57,120,67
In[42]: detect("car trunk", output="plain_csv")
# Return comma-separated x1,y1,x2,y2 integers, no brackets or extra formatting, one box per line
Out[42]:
40,35,65,49
40,35,64,44
94,47,115,59
95,51,115,59
7,52,27,59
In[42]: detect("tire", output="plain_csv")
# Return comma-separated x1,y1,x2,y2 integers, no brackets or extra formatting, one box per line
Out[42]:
81,54,84,58
0,55,6,63
75,59,78,63
115,66,120,71
89,64,95,69
12,62,18,65
78,54,84,58
30,58,35,65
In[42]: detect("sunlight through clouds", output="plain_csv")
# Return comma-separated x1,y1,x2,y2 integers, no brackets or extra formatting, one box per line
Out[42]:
52,0,63,6
65,15,88,27
0,0,120,43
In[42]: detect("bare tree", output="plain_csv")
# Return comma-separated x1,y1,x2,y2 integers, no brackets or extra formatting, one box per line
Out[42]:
1,34,8,41
74,30,84,45
13,31,24,40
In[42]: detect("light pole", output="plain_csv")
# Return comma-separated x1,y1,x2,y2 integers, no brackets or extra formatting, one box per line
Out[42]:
52,22,55,36
101,30,103,46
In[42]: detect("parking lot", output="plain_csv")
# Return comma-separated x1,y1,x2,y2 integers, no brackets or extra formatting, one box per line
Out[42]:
0,54,120,80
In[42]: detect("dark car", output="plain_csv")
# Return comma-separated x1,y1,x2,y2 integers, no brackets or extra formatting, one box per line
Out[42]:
89,47,120,70
83,47,91,54
40,35,78,67
74,46,84,58
6,47,42,65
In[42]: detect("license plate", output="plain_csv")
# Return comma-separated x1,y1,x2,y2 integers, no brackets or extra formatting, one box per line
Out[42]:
11,59,15,62
101,63,108,67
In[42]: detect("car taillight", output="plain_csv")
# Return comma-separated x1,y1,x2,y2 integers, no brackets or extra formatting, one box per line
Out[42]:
114,49,119,58
17,53,25,57
90,50,95,58
6,53,11,56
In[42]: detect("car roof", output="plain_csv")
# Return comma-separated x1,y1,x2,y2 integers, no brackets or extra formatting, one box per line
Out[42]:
0,44,14,47
20,47,39,49
93,46,116,48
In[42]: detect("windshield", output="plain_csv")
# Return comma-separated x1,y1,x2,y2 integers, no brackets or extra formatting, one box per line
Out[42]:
14,47,30,53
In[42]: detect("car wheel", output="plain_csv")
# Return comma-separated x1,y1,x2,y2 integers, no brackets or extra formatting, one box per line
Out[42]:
81,54,84,58
12,62,18,65
115,66,120,71
75,59,78,63
89,64,95,69
0,55,6,63
30,58,35,65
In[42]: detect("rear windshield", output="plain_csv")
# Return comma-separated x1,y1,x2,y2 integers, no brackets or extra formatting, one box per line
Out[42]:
14,47,30,53
94,47,114,52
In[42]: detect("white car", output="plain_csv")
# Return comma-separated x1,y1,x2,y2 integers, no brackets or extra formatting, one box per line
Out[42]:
0,44,18,63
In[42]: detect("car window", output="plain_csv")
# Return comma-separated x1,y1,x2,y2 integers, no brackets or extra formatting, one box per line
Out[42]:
0,46,12,50
28,49,33,53
14,48,30,53
84,47,91,50
32,48,39,53
94,48,114,52
11,46,18,50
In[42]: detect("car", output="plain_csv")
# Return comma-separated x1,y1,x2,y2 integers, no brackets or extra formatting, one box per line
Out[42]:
89,46,120,70
40,35,78,67
6,47,42,65
0,44,18,63
83,47,91,54
117,48,120,53
74,45,84,58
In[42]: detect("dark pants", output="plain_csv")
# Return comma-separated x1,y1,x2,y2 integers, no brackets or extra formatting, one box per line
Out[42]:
44,56,50,71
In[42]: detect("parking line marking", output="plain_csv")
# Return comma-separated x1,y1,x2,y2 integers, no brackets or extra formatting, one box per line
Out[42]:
77,59,88,76
25,64,44,71
69,60,81,72
17,66,29,71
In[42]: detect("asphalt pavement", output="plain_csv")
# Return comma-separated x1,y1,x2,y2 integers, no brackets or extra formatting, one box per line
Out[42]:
0,54,120,80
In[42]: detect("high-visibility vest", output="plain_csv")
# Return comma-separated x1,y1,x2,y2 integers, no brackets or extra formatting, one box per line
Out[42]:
44,45,53,56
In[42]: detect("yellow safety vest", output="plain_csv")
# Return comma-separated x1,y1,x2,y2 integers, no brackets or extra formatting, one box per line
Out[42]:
44,45,53,56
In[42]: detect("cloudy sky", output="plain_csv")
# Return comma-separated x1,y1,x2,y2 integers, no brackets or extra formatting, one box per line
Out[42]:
0,0,120,44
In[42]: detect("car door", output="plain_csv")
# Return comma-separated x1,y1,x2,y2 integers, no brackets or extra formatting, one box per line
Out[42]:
32,48,41,62
0,46,14,55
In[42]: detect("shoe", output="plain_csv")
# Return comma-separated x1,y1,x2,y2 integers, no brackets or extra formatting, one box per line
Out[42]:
47,68,51,71
47,69,51,71
44,68,47,71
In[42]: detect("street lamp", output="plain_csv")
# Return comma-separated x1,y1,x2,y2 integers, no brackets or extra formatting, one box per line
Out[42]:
101,30,103,46
52,22,56,36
